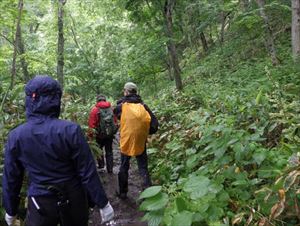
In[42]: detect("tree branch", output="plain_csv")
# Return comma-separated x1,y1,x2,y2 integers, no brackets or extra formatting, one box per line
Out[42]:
69,14,96,74
0,33,15,46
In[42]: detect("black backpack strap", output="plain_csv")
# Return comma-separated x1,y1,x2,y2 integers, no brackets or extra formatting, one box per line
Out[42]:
143,104,159,134
113,103,123,120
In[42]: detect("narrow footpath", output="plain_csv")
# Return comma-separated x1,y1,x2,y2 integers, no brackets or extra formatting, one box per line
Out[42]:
89,139,147,226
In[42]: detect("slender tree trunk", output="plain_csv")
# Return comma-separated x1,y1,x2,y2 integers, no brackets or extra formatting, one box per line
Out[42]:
208,25,214,46
200,32,208,53
15,0,29,83
292,0,300,61
70,15,94,71
11,0,24,89
11,43,17,89
30,23,40,33
239,0,249,11
153,73,158,94
256,0,279,65
57,0,66,88
17,39,29,82
220,0,225,44
166,55,174,81
220,12,231,44
164,0,183,91
70,15,100,92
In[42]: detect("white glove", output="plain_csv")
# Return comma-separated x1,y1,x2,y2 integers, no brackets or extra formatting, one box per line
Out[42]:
5,213,16,226
99,202,114,223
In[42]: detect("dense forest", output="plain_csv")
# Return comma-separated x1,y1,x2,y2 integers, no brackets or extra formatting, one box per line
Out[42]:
1,0,300,225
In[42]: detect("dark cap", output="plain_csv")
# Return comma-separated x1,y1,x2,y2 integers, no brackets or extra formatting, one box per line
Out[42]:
96,94,106,102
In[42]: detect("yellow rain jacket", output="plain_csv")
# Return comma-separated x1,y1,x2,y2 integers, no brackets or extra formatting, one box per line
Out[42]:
120,103,151,156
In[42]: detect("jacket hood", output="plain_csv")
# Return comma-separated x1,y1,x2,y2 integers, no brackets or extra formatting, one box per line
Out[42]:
25,75,62,120
96,101,111,108
117,94,143,105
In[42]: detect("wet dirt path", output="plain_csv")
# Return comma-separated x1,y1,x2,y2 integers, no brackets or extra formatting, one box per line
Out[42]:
89,139,147,226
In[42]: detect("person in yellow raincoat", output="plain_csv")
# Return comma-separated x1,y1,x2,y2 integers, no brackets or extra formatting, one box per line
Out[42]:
113,82,158,199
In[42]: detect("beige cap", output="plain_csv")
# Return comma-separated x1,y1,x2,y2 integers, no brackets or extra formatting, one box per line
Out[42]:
124,82,138,92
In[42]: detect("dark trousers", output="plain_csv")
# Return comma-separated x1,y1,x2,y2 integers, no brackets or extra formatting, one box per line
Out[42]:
96,137,113,173
118,150,152,194
25,187,88,226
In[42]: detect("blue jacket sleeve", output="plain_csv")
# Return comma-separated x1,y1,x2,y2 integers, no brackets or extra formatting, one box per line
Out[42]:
2,132,24,216
70,125,108,208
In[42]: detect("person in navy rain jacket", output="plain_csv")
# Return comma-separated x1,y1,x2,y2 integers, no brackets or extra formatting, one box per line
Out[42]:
2,76,114,226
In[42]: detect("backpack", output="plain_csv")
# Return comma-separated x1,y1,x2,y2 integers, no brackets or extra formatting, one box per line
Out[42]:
97,108,117,138
120,103,151,156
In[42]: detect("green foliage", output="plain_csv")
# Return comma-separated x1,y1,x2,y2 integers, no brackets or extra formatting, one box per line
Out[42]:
139,186,169,226
144,22,300,224
139,186,162,199
0,0,299,225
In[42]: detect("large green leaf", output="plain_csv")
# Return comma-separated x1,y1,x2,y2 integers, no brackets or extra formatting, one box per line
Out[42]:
175,197,187,212
140,192,169,211
183,176,211,199
139,186,162,199
253,150,266,165
171,211,194,226
186,154,199,169
208,183,223,194
142,211,163,226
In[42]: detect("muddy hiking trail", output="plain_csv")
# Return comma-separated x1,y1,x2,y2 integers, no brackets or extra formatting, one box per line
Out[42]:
88,139,147,226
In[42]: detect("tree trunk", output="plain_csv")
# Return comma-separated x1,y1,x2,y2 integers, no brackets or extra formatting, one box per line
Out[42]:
30,23,40,33
200,32,208,53
208,25,215,46
239,0,249,11
256,0,279,65
15,0,29,83
11,0,24,89
57,0,66,88
292,0,300,61
11,42,17,89
164,0,183,91
166,54,174,81
70,15,94,72
220,0,225,44
17,35,29,82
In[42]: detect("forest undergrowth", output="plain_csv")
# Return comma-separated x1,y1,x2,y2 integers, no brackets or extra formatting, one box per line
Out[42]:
140,42,300,225
1,41,300,226
1,1,300,225
1,44,300,226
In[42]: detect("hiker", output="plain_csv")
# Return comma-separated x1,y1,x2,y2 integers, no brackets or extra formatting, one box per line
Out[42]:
88,94,117,173
114,82,158,199
2,76,114,226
